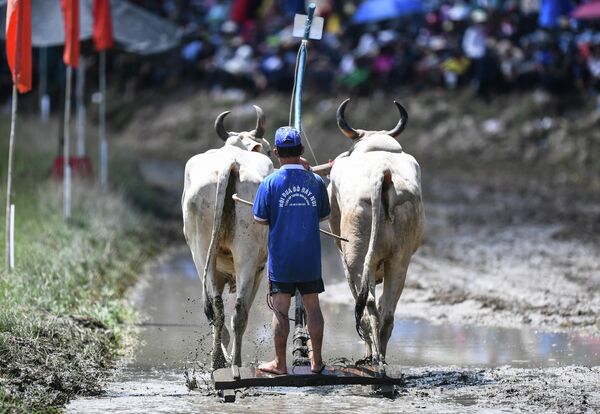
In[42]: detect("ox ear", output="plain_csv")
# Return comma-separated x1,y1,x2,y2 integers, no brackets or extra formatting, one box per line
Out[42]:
241,136,263,152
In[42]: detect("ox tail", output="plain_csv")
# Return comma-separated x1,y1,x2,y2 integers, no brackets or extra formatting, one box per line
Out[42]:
203,160,236,324
354,170,389,341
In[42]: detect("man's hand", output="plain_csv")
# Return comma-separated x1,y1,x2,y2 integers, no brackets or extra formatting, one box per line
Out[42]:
299,157,311,170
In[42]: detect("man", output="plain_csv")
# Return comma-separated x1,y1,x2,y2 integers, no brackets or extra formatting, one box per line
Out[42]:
253,126,330,375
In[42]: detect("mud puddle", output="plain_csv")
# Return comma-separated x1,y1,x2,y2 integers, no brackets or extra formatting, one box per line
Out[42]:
67,250,599,413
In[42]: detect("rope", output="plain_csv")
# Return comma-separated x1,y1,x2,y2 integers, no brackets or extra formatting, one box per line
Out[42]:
302,129,319,165
265,263,299,323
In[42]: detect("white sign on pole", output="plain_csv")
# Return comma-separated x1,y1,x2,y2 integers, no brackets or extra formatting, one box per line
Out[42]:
292,14,324,39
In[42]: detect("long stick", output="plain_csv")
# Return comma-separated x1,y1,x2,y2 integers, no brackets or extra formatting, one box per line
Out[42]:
64,66,73,219
232,193,348,242
5,85,18,270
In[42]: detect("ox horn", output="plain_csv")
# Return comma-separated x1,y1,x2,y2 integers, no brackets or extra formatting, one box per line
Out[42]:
252,105,266,138
336,98,360,140
385,101,409,138
215,110,232,141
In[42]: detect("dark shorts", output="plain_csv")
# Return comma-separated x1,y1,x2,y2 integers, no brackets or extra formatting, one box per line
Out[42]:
269,278,325,297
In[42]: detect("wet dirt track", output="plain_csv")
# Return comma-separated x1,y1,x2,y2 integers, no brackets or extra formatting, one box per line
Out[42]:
67,174,600,413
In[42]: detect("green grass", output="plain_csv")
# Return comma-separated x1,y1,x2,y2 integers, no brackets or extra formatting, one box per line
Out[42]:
0,125,158,412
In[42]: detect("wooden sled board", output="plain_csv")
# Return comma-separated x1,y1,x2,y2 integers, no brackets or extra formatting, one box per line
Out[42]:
212,365,402,390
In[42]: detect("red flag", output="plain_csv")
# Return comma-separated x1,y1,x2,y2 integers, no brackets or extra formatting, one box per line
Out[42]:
5,0,32,93
93,0,113,51
60,0,80,68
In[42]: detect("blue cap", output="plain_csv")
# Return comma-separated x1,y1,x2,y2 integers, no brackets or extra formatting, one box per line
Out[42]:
275,126,302,148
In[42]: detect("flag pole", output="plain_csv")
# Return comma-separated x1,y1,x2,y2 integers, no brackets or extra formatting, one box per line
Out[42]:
63,65,73,219
5,0,27,271
5,85,18,270
99,50,107,187
76,57,86,157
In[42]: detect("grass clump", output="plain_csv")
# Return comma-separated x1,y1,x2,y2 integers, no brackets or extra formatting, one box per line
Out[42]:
0,176,157,412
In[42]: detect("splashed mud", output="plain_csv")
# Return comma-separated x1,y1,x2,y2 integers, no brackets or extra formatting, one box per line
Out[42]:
67,246,599,413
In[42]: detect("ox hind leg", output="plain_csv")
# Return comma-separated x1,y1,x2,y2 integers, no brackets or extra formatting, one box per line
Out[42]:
377,257,409,361
204,273,228,370
191,239,228,369
343,249,381,363
230,255,264,367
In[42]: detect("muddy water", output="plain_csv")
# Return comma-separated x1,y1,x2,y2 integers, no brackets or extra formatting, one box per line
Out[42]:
67,249,600,413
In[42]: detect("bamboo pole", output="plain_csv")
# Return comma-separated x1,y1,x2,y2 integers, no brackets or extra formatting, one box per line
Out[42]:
5,85,18,270
231,193,348,242
63,66,73,219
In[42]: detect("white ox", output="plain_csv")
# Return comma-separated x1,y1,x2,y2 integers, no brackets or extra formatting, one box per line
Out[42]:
328,99,425,364
182,106,273,369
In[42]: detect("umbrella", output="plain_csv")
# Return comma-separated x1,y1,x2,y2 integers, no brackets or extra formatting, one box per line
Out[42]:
353,0,423,24
0,0,182,54
572,0,600,20
538,0,572,28
448,3,471,21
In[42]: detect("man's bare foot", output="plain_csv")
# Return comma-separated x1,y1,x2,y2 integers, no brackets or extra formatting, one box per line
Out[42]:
311,361,326,374
258,360,287,375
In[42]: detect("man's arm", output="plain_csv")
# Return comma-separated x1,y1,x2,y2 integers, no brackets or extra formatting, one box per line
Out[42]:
254,217,269,225
253,180,271,225
318,177,331,222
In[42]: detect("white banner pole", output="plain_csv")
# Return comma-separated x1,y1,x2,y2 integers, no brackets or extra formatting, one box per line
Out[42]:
64,65,73,220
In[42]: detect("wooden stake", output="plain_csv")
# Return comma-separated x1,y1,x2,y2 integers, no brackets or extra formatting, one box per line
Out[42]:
5,85,17,270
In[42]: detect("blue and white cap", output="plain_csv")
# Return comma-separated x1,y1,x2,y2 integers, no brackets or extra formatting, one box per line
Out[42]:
275,126,302,148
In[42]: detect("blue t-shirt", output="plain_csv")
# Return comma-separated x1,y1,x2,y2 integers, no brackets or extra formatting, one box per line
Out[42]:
253,164,331,283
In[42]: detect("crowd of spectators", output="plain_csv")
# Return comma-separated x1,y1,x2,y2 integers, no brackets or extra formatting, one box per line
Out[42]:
3,0,600,106
164,1,598,104
148,0,600,103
